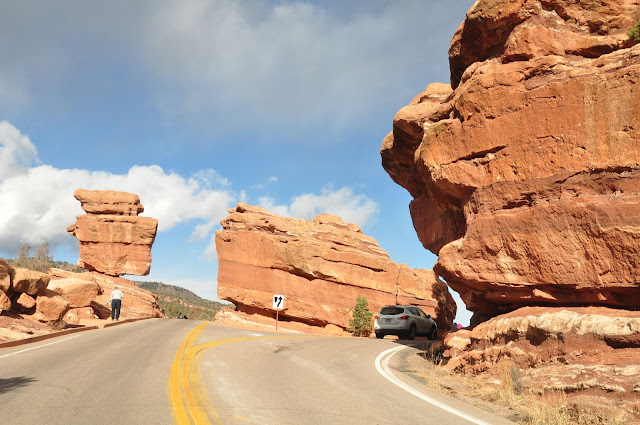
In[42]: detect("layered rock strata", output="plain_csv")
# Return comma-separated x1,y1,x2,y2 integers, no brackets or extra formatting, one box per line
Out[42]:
442,307,640,423
67,189,158,276
381,0,640,323
216,204,456,332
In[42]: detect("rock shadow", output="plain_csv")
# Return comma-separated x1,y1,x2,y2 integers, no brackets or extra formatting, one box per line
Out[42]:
0,376,37,394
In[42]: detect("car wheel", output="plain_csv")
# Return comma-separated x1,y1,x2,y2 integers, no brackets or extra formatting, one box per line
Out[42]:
375,332,383,339
428,326,437,341
407,324,416,340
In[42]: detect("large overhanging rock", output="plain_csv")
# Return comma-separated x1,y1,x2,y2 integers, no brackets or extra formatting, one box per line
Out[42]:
216,204,456,332
381,0,640,324
67,189,158,276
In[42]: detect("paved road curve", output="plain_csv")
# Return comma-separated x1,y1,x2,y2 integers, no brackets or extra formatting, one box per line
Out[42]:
0,319,515,425
0,318,193,425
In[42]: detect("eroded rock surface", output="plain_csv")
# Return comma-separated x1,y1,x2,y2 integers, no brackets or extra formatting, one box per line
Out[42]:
381,0,640,323
67,189,158,276
442,307,640,423
12,269,50,297
216,204,456,333
0,262,162,343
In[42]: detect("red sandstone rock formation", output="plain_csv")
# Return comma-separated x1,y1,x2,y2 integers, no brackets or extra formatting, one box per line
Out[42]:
381,0,640,324
13,293,36,313
0,260,162,342
47,277,100,308
67,189,158,276
0,290,11,313
442,307,640,423
35,290,71,322
12,269,50,297
47,268,163,320
216,203,456,333
0,259,11,293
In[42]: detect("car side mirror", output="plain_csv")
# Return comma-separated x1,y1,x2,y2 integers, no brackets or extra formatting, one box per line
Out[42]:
427,314,431,319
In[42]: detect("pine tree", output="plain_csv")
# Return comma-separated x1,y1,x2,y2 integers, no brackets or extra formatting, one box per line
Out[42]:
629,21,640,41
348,295,373,337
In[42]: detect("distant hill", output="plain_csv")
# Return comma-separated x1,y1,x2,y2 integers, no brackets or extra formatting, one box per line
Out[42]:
134,280,232,320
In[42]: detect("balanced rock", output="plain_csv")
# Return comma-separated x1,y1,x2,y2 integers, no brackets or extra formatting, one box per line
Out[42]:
216,204,456,332
67,189,158,276
73,188,145,216
12,268,50,296
381,0,640,323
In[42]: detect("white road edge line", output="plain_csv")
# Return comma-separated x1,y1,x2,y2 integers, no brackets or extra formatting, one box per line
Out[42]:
375,345,492,425
0,335,82,359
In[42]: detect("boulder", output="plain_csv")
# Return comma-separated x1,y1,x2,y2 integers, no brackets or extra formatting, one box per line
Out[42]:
216,203,456,332
381,0,640,323
0,259,12,293
65,307,98,325
48,268,162,320
89,272,163,319
47,277,100,308
35,290,70,322
67,189,158,276
13,293,36,313
73,188,144,216
0,290,11,312
12,268,50,296
323,324,347,337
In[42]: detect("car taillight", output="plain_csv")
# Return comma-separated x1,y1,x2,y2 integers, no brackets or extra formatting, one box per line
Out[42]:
374,315,379,319
398,315,409,320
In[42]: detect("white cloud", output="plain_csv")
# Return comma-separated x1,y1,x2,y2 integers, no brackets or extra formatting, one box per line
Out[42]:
0,122,236,256
0,121,40,179
0,122,379,261
258,186,379,229
0,1,472,145
139,0,464,140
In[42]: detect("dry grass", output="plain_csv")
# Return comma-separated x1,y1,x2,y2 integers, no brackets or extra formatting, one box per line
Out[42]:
411,349,627,425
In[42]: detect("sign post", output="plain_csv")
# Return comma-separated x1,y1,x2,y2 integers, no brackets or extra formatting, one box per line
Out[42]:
272,294,285,331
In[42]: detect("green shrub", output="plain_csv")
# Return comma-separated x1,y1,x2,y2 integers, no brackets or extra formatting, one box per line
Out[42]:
629,21,640,41
348,295,373,337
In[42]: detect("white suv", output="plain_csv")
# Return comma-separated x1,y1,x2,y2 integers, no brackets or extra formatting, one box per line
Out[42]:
374,305,437,340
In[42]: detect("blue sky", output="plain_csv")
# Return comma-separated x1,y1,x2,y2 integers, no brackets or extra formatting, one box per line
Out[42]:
0,0,475,325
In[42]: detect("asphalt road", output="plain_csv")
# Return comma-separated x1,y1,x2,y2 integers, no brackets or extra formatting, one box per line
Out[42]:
0,319,515,425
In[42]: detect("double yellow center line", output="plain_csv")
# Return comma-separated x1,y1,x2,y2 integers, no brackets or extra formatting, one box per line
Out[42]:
168,322,314,425
168,322,221,425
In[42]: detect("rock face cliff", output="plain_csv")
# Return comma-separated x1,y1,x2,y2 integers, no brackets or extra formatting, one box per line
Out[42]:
67,189,158,276
382,0,640,324
216,204,456,333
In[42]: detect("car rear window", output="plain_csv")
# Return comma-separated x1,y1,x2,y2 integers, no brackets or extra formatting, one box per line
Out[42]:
380,307,405,315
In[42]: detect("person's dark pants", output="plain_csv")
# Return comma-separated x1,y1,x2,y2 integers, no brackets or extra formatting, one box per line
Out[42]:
111,299,121,320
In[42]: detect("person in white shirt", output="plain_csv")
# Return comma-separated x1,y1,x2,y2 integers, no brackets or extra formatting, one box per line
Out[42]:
108,286,124,321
